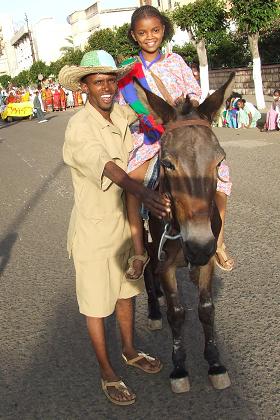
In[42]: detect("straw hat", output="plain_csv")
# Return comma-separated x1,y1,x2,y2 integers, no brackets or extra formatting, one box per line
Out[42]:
58,50,134,91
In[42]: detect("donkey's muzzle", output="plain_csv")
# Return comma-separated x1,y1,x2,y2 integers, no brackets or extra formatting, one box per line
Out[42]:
183,240,216,266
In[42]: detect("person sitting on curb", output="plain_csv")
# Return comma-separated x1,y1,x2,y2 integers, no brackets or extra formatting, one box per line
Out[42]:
58,50,170,406
236,98,261,128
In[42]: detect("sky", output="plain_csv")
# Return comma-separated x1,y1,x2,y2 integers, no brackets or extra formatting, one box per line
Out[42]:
0,0,135,27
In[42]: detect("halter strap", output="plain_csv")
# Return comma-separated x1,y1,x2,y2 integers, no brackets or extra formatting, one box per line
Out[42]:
165,119,211,132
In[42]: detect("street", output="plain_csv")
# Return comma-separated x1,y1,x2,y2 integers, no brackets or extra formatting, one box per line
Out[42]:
0,110,279,420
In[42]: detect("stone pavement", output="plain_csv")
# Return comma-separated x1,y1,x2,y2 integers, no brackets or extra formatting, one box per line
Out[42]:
0,110,279,419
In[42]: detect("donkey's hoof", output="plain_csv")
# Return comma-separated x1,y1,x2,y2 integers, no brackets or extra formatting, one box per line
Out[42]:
170,376,190,393
147,318,162,330
209,371,231,390
158,296,165,307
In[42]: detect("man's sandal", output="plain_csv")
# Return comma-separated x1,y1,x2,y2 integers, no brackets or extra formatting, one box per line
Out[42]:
101,378,136,406
122,351,163,374
125,252,150,281
215,243,234,272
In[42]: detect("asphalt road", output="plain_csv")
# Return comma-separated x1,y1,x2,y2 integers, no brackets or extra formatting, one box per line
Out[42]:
0,110,279,420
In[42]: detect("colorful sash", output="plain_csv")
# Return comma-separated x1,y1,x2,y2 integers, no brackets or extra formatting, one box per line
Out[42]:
118,59,165,145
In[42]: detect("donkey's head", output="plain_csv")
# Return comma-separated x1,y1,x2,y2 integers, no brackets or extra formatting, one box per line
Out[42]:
135,73,235,266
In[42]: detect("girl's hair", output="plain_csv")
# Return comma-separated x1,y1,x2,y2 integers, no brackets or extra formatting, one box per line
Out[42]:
273,89,280,95
128,5,174,46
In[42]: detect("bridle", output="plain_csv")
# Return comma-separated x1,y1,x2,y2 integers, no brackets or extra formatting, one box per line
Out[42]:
157,118,212,262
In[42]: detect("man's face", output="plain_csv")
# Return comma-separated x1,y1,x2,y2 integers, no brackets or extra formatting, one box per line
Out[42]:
81,73,117,114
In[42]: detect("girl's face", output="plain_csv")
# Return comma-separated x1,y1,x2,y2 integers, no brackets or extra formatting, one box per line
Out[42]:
131,16,165,56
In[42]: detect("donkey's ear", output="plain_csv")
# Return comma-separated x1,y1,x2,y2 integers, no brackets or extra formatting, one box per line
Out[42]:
133,77,177,125
197,72,235,123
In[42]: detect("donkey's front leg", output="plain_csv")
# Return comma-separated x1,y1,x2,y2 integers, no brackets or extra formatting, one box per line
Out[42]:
162,267,190,393
198,260,231,389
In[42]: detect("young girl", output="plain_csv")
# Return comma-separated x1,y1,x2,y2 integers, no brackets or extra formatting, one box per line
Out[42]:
119,5,234,278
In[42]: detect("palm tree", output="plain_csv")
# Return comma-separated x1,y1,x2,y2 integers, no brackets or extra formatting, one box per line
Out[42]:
60,36,75,55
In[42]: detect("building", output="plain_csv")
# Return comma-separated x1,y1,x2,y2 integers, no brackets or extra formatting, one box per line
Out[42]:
67,0,139,49
141,0,195,9
9,17,71,76
10,24,35,74
0,14,17,77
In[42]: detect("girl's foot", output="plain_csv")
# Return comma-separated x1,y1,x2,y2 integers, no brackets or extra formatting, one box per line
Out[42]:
215,243,234,272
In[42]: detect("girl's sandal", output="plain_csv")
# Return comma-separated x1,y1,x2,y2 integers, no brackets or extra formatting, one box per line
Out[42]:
101,379,136,406
215,243,234,272
125,252,150,281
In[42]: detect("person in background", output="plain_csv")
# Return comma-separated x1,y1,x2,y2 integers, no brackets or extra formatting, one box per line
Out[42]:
190,62,200,85
33,91,48,123
53,88,61,111
66,89,74,108
45,87,53,112
237,98,261,128
261,89,280,131
59,85,67,110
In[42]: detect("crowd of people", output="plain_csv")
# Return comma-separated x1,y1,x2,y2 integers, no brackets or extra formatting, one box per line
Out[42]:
0,84,86,123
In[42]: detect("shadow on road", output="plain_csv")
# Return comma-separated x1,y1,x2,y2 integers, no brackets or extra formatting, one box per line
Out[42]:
0,161,65,276
1,292,258,419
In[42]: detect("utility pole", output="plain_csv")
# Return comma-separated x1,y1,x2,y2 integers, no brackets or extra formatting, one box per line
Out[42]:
25,13,36,64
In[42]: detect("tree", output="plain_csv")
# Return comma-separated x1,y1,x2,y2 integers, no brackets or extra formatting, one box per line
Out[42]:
11,70,30,87
0,74,12,89
86,28,117,58
60,36,75,55
172,43,197,65
29,60,50,84
114,23,139,63
229,0,280,109
173,0,228,100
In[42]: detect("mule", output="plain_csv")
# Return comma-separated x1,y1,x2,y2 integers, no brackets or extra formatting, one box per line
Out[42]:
135,73,235,393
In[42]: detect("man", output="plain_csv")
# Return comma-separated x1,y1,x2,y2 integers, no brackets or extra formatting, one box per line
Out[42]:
59,50,170,406
33,91,48,123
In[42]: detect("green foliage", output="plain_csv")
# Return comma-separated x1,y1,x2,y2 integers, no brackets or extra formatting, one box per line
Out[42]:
172,43,197,64
230,0,280,35
11,70,30,87
114,23,139,63
29,61,50,83
259,28,280,63
208,34,251,68
60,35,75,54
0,74,12,89
86,28,117,57
172,0,228,43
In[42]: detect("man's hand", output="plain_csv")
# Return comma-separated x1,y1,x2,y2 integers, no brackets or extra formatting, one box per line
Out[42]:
138,186,171,219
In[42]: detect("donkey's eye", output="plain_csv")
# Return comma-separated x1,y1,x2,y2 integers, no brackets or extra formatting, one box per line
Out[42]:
161,159,175,170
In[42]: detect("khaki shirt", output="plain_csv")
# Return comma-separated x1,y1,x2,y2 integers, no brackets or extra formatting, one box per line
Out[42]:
63,101,137,261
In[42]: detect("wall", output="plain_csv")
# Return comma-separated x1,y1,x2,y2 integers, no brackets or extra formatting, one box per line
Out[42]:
209,64,280,96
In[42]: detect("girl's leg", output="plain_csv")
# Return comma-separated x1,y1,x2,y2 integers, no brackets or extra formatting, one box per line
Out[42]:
215,191,234,271
126,160,151,279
